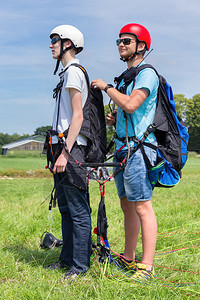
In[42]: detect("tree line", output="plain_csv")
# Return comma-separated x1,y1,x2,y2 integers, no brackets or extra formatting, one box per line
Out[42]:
0,94,199,152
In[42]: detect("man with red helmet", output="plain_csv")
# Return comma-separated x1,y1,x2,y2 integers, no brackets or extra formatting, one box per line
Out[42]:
91,23,159,282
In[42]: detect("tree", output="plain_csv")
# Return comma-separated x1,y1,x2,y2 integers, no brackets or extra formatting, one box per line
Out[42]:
174,94,188,123
0,132,30,146
185,94,200,151
185,94,200,128
34,126,51,136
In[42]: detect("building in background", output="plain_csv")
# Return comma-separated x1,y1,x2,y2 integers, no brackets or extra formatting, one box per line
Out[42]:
2,135,45,155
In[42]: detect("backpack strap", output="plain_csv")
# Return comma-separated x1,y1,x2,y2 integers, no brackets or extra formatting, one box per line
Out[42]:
67,63,90,89
56,63,90,98
114,67,138,91
137,63,159,76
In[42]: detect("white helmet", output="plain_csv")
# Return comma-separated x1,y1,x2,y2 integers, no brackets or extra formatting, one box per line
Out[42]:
50,25,84,54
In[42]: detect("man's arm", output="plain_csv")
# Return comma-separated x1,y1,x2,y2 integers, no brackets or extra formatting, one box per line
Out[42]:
91,79,149,114
53,88,83,173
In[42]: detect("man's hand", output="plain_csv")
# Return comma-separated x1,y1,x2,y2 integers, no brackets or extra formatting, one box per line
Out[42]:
91,79,107,91
53,149,69,173
106,110,116,126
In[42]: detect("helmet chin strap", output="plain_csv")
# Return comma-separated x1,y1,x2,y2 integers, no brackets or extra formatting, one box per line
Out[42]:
120,53,137,62
53,40,74,75
54,59,61,75
120,41,146,62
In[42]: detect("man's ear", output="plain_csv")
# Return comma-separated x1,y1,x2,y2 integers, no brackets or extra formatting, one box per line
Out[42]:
138,41,146,52
63,39,72,50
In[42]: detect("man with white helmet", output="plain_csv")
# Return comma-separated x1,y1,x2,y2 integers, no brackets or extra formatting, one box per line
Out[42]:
91,23,158,282
45,25,91,279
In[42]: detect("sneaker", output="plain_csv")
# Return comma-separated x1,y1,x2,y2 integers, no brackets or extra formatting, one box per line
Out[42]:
114,254,137,272
131,263,155,283
44,261,69,270
63,268,80,280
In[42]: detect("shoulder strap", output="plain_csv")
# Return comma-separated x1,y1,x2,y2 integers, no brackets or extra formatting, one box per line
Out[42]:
114,64,159,92
114,67,138,90
137,63,159,76
64,63,90,89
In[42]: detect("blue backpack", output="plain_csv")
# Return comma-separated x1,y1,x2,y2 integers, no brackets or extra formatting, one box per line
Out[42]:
115,64,189,188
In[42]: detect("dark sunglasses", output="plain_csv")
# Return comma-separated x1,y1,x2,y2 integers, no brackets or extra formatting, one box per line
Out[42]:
51,37,61,45
116,38,136,46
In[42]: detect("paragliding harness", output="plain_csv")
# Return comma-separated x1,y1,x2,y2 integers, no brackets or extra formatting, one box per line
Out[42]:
114,64,189,189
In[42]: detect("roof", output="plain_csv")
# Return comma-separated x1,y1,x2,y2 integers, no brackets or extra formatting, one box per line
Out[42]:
2,135,45,149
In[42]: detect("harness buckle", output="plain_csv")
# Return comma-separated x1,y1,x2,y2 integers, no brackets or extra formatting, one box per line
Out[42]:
58,133,64,138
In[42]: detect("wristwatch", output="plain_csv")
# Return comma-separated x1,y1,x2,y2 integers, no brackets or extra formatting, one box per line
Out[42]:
104,84,114,93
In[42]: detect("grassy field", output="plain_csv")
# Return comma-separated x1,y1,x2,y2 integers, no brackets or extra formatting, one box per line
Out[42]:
0,151,50,177
0,152,200,299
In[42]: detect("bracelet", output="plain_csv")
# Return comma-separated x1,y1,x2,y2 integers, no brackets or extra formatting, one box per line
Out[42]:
104,84,114,93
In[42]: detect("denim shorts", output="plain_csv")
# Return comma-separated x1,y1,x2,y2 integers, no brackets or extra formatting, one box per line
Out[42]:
113,145,157,202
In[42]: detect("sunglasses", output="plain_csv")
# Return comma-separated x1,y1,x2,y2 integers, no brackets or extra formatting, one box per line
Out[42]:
50,37,61,45
116,38,136,46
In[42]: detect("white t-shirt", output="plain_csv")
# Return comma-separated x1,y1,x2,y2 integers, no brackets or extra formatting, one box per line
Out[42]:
52,59,88,145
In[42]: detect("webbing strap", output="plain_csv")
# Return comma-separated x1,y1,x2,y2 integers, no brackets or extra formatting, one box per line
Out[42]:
99,183,105,197
140,144,153,170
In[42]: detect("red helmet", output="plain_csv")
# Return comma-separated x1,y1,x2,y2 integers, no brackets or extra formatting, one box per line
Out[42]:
119,23,151,51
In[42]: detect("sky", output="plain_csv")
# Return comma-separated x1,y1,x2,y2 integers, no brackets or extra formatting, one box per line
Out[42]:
0,0,200,135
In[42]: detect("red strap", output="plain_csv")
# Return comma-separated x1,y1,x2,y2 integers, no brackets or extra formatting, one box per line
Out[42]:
49,136,54,160
117,144,126,152
99,183,105,197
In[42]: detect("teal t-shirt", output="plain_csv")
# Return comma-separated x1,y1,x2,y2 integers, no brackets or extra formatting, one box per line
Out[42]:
115,62,159,151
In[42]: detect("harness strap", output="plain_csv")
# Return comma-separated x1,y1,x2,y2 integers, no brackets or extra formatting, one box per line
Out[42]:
115,135,136,143
49,136,54,161
140,144,153,170
123,138,157,172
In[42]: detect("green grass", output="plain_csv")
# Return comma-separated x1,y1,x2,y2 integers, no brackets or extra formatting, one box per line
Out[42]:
0,151,49,177
0,154,200,299
0,151,46,171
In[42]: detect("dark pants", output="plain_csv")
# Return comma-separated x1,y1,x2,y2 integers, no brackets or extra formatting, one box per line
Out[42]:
54,173,91,273
50,144,91,274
